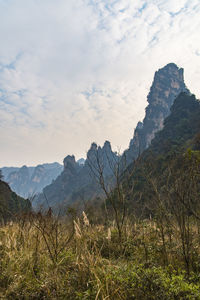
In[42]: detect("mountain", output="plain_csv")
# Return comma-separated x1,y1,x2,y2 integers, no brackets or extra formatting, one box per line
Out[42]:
0,174,31,222
123,63,189,165
35,63,191,210
35,141,117,209
4,63,191,211
2,162,63,199
122,92,200,215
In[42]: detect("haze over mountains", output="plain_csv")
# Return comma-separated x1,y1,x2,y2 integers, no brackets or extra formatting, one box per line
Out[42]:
32,62,190,209
1,62,196,213
2,163,63,199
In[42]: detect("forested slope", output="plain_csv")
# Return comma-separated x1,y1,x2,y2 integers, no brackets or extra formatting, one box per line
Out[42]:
0,174,31,222
123,92,200,215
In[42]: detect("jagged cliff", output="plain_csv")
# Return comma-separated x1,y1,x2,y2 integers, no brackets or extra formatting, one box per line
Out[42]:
2,163,63,198
35,141,117,209
124,63,189,164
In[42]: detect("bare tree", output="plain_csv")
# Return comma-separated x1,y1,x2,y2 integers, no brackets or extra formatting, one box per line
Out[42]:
87,144,134,250
31,210,74,266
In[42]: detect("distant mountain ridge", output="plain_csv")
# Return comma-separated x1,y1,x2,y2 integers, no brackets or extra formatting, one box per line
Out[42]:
2,162,63,199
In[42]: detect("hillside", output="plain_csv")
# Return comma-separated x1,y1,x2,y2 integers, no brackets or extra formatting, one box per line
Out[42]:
122,92,200,215
0,175,31,222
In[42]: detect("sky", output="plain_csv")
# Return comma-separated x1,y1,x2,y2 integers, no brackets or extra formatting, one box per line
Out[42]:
0,0,200,167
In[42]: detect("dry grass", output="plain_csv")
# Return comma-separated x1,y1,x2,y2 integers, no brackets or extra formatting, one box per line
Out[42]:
1,212,200,299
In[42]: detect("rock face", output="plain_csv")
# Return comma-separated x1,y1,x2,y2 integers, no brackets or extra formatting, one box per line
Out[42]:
63,155,77,171
2,163,63,199
35,141,117,209
124,63,189,164
8,165,30,197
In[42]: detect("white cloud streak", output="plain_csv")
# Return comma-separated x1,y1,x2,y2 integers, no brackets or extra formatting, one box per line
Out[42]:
0,0,200,166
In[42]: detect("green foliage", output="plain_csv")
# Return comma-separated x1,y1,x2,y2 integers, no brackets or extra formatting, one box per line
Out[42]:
103,264,200,299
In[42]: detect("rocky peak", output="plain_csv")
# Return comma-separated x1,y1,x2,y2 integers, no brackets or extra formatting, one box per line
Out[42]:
20,165,29,176
86,143,98,164
103,140,111,148
31,165,45,183
63,155,76,170
89,142,98,152
34,165,45,173
125,63,189,164
102,140,112,152
87,141,113,161
9,165,29,182
147,63,186,107
101,140,116,165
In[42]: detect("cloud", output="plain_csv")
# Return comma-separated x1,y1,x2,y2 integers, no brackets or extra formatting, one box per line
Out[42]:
0,0,200,166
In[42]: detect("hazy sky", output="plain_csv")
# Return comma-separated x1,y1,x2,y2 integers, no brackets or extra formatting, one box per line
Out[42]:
0,0,200,167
